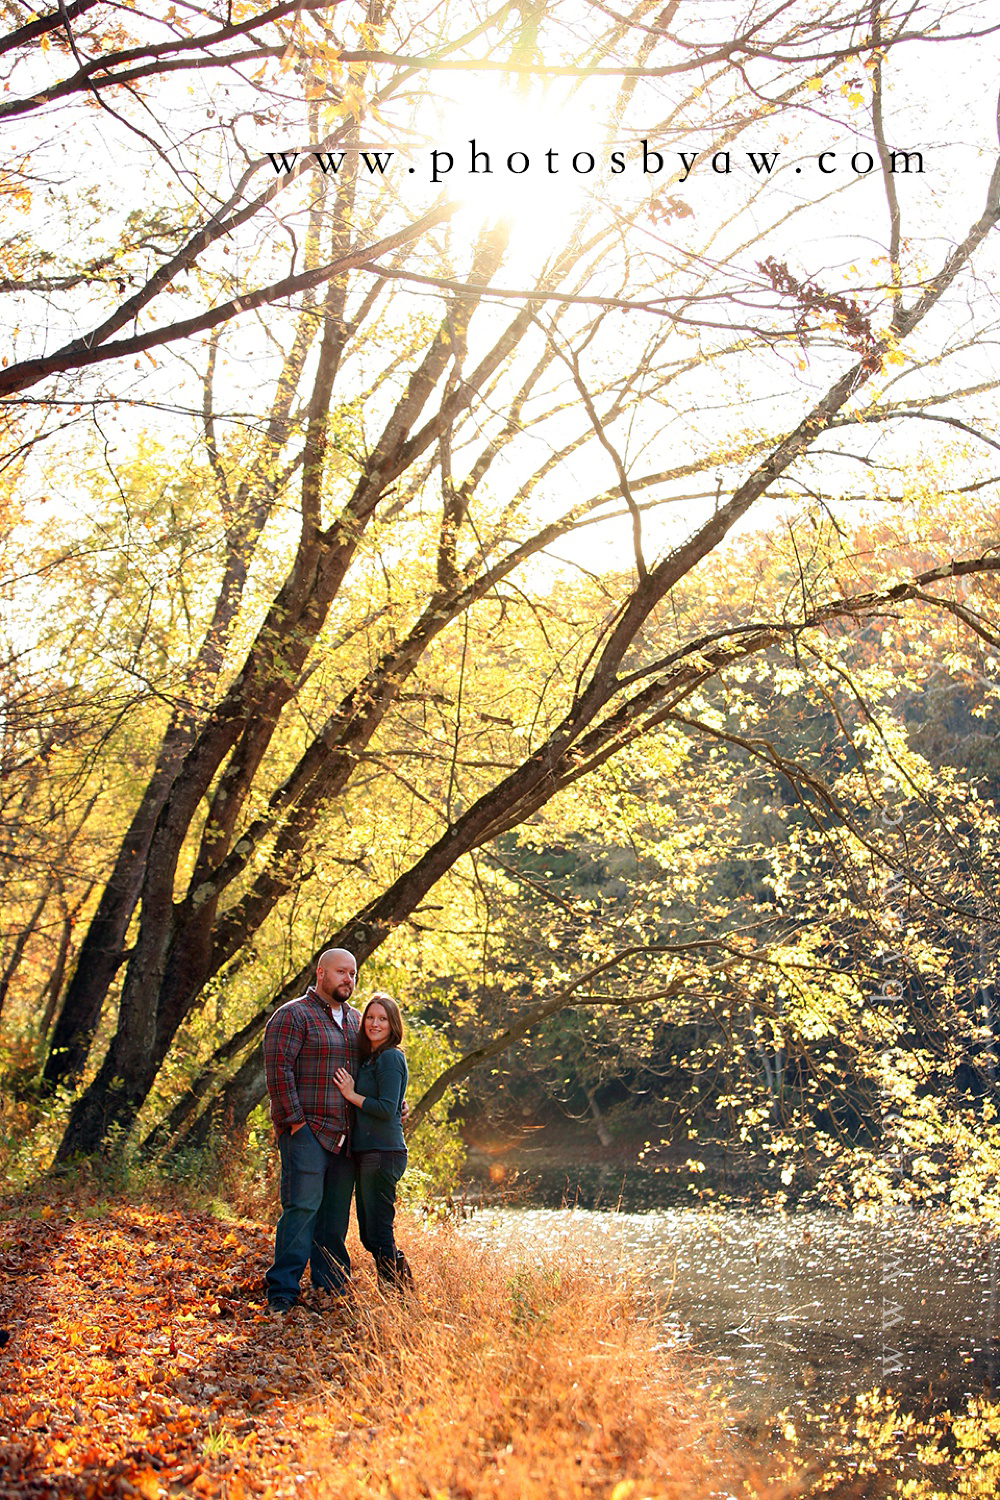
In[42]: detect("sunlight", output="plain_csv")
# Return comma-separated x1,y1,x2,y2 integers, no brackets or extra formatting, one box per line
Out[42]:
425,73,611,240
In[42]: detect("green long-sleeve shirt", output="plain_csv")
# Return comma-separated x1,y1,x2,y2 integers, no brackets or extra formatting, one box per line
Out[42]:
351,1046,408,1151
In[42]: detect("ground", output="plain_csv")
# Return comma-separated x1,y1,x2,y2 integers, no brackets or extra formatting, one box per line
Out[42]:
0,1183,792,1500
0,1196,341,1499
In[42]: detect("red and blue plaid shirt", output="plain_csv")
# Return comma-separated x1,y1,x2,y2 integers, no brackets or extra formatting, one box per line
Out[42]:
263,987,361,1151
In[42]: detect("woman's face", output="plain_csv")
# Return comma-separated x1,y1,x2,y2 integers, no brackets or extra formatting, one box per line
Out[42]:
364,1003,391,1047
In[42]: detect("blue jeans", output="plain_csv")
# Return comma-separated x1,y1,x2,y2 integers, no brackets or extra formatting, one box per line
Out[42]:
265,1125,355,1305
354,1149,407,1281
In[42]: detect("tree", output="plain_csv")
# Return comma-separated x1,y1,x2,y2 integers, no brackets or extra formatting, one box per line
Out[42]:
381,501,1000,1210
3,0,1000,1166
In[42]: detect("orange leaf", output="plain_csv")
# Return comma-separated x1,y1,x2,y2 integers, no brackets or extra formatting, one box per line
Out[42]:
131,1470,160,1500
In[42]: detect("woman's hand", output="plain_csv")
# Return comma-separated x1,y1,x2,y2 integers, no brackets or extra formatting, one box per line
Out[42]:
333,1067,360,1104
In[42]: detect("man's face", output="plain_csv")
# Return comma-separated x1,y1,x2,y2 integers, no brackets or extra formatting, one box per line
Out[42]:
316,954,357,1003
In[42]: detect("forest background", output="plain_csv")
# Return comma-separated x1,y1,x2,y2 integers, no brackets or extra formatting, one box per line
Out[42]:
3,0,1000,1219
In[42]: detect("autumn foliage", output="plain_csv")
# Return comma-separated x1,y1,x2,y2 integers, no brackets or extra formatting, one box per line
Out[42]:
0,1183,794,1500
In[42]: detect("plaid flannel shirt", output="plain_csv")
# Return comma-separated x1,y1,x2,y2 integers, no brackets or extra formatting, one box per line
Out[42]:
263,987,361,1152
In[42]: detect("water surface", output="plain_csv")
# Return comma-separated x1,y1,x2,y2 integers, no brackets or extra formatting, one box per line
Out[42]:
465,1207,999,1418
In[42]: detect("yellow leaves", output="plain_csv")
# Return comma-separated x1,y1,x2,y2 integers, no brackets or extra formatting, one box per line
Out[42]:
335,82,368,122
0,170,31,216
771,665,805,697
838,81,865,106
953,1398,1000,1456
805,76,823,91
4,1201,313,1492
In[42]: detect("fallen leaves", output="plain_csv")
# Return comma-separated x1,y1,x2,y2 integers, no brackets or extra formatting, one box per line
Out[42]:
0,1196,349,1499
2,1190,793,1500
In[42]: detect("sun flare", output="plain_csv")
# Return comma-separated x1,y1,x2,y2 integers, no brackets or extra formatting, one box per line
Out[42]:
426,74,611,238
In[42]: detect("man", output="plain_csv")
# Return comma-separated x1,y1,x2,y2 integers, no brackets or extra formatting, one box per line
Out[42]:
263,947,361,1312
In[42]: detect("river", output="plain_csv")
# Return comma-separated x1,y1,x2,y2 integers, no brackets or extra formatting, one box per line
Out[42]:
463,1206,999,1421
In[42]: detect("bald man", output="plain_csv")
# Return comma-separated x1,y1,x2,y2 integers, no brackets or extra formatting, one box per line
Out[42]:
263,948,361,1312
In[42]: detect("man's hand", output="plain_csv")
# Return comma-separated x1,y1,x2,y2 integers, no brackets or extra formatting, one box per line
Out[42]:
401,1099,410,1124
289,1121,306,1134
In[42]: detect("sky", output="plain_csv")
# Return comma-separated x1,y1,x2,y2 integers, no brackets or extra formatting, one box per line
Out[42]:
6,1,1000,584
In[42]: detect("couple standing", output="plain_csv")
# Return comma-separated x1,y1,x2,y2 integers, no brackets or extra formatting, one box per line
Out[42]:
262,947,410,1313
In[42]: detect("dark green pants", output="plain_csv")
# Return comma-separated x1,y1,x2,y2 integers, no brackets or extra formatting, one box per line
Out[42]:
354,1148,407,1280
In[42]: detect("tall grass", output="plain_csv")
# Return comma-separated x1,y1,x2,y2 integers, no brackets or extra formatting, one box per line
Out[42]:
306,1218,793,1500
0,1108,794,1498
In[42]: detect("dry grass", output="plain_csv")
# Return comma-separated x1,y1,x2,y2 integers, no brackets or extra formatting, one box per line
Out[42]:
308,1217,796,1500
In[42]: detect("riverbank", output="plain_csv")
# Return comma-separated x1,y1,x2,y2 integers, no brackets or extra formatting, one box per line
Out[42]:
8,1179,999,1499
0,1181,791,1500
462,1206,1000,1500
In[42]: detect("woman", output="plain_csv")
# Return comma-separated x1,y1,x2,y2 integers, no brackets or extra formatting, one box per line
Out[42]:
333,992,411,1287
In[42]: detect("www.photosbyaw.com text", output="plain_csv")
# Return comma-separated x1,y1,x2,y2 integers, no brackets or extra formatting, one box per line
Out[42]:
267,139,926,184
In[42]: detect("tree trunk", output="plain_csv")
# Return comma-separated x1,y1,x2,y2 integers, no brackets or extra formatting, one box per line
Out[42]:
38,893,76,1040
42,188,331,1090
176,1049,267,1154
42,738,188,1087
582,1083,614,1149
53,236,515,1159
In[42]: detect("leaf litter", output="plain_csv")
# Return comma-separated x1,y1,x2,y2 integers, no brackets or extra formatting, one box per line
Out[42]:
0,1198,348,1499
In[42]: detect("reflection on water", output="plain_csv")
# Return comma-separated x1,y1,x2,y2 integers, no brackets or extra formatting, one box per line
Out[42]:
464,1207,999,1417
